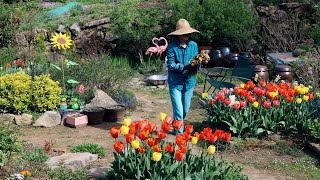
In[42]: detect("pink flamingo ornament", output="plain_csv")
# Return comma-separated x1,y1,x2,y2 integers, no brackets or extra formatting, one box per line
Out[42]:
157,37,168,57
145,37,160,65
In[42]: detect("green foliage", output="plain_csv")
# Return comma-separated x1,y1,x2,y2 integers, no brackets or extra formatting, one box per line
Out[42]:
20,146,49,176
166,0,259,50
309,119,320,141
70,143,106,158
0,71,32,114
0,3,19,47
32,74,62,112
47,162,88,180
0,124,21,169
0,47,19,67
110,0,163,59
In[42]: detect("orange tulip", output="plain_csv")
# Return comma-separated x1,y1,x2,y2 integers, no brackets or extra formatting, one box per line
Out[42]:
147,138,158,147
110,127,120,139
128,123,137,134
208,134,218,143
146,122,157,132
214,129,224,139
307,93,314,100
125,133,135,143
259,80,266,87
185,124,194,133
137,120,148,129
176,134,186,146
165,143,174,153
113,141,124,153
175,150,185,161
137,129,149,140
285,96,294,102
164,116,173,124
138,146,146,153
157,130,167,139
154,144,161,152
179,145,187,153
173,120,183,130
223,132,231,142
161,122,171,132
183,131,192,141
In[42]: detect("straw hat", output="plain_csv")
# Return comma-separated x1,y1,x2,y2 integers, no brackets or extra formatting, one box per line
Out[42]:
168,19,200,36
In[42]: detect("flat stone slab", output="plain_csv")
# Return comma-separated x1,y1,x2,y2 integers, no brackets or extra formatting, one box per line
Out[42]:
308,142,320,157
88,167,109,180
46,153,98,171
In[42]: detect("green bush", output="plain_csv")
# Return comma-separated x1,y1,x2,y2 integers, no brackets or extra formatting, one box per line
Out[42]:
0,47,19,67
70,143,106,158
166,0,259,50
110,0,163,60
0,3,19,47
47,162,88,180
32,74,62,112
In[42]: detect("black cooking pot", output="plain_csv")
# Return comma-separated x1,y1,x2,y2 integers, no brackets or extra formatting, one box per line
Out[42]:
221,47,231,57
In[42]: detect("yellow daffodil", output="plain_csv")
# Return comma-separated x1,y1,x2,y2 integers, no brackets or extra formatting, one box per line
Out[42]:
160,112,167,123
120,125,129,136
123,117,131,127
240,84,245,89
131,140,140,149
303,95,309,101
191,137,198,145
207,145,216,155
253,101,259,108
50,32,73,50
152,152,162,162
202,93,208,99
296,98,302,104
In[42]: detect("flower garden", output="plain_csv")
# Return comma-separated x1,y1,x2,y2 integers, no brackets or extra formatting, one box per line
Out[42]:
1,0,320,180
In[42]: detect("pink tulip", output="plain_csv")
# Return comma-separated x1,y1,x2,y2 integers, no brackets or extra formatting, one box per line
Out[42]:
248,96,256,103
272,100,280,107
263,100,271,109
240,100,246,107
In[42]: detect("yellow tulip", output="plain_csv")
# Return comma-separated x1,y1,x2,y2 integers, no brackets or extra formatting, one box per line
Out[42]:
131,140,140,149
240,84,245,89
303,95,309,101
202,93,208,99
152,152,162,162
234,100,240,105
207,145,216,155
294,85,300,91
191,137,198,145
317,92,320,97
296,98,302,104
160,112,167,123
304,87,309,93
253,101,259,108
269,92,277,98
123,117,131,127
120,125,129,136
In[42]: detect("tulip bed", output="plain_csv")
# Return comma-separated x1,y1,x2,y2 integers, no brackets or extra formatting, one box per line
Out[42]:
107,115,247,180
201,80,320,138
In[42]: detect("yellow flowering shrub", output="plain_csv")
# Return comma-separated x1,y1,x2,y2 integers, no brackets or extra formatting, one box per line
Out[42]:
32,74,62,112
0,71,32,114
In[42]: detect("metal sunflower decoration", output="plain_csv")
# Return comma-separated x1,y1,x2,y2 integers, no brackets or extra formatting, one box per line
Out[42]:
50,32,72,50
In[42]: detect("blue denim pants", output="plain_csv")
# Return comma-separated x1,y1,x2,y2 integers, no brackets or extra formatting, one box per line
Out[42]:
169,85,194,134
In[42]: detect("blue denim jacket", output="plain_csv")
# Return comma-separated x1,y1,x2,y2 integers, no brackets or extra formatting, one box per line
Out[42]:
166,39,199,90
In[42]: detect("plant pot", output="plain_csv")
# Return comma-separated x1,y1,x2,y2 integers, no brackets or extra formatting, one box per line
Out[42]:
66,113,88,128
82,107,105,125
104,105,125,122
60,103,68,109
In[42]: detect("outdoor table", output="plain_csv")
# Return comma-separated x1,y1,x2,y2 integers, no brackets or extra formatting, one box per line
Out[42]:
266,52,301,65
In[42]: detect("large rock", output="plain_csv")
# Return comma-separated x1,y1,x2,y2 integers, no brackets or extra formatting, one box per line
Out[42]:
46,153,98,171
70,23,81,36
85,89,117,109
15,113,33,126
0,113,15,125
57,24,66,33
33,111,61,127
82,18,110,29
88,167,109,180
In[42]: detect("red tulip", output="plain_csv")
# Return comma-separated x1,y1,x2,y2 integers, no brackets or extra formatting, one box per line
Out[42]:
214,129,225,139
307,93,314,100
164,116,173,124
146,122,157,132
240,100,246,107
110,127,120,139
223,132,231,142
157,131,167,139
203,127,212,137
175,150,185,161
272,100,280,107
263,100,271,109
137,120,148,129
176,134,186,146
179,145,187,153
224,98,231,106
173,120,183,130
259,80,266,87
113,141,124,153
183,131,192,141
185,124,194,133
165,143,175,153
208,134,218,143
125,133,135,143
147,138,158,147
154,144,161,152
234,102,240,110
128,123,137,134
161,122,171,132
208,99,214,106
248,96,256,103
137,129,149,140
193,132,200,139
138,146,146,153
285,96,294,102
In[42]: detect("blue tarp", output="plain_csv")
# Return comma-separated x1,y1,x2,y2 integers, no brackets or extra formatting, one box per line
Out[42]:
48,2,83,18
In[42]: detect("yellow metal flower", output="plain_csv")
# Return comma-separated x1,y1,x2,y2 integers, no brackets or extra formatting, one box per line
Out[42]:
152,152,162,162
123,117,131,127
202,93,208,99
207,145,216,155
50,32,72,50
131,140,140,149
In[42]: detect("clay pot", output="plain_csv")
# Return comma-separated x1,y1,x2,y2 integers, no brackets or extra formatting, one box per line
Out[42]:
273,65,294,81
82,107,105,125
254,65,269,81
104,105,125,122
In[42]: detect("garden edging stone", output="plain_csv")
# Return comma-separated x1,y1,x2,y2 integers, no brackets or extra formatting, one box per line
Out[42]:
33,111,61,128
14,113,33,126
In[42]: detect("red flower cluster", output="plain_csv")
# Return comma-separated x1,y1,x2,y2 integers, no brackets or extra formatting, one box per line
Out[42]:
7,59,25,68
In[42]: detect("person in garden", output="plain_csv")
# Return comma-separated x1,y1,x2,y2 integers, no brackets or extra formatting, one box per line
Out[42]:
166,18,200,134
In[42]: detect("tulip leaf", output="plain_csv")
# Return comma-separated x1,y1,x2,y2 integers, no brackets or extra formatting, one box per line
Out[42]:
67,79,80,84
170,162,179,173
257,128,264,134
50,63,61,71
66,60,78,66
